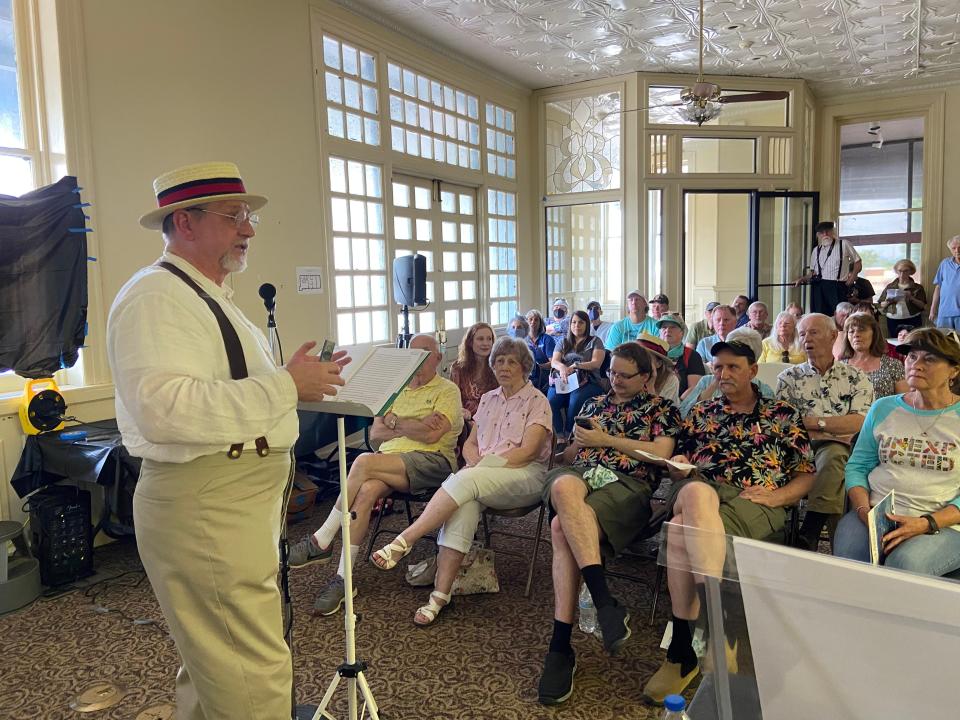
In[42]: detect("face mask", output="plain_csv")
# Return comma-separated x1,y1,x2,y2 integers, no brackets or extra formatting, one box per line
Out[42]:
554,308,566,319
509,326,526,339
588,309,599,321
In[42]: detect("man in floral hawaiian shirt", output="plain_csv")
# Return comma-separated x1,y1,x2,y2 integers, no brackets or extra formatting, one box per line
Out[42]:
536,343,681,706
775,312,873,549
643,328,816,705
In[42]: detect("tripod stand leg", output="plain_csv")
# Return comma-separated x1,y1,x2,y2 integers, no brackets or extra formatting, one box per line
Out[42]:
313,671,341,719
357,672,380,720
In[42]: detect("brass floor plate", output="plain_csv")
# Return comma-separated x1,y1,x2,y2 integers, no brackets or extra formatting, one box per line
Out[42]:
69,681,125,712
135,703,176,720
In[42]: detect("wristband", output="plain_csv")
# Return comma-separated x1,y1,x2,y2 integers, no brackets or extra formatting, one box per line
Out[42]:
921,513,940,535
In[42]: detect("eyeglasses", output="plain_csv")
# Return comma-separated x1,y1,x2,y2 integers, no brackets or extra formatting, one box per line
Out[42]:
607,369,643,381
191,207,259,227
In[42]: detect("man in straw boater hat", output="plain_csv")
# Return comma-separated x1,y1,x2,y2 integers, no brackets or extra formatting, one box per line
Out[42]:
107,161,349,719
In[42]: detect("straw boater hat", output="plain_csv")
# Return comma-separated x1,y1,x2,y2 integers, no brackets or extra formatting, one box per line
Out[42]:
139,161,268,230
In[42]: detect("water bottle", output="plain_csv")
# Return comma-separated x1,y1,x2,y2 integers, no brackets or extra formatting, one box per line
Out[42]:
660,694,691,719
577,583,596,634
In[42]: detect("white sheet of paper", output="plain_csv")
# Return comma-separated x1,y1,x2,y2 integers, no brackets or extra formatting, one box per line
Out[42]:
553,372,580,395
630,448,698,473
331,347,428,413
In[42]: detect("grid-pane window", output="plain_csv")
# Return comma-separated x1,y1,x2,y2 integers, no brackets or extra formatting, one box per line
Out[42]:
485,102,515,180
329,157,389,346
488,188,517,325
322,34,380,146
387,61,480,170
545,202,621,312
392,175,478,332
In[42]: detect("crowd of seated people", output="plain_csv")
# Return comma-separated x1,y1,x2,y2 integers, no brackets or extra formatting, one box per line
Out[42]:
289,252,960,709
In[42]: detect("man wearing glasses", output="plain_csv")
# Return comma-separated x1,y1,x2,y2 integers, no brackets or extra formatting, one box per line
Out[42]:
536,343,681,706
107,162,348,719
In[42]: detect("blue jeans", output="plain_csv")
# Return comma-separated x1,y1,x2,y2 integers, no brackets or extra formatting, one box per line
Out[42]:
936,315,960,331
833,510,960,577
547,381,603,436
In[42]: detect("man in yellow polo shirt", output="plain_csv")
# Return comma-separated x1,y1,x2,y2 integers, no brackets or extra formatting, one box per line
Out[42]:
290,333,464,615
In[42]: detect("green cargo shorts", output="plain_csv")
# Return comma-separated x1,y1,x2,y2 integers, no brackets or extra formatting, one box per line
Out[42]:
542,465,653,557
665,477,786,541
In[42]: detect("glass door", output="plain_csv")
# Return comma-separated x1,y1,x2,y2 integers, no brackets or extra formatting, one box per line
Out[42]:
751,191,819,318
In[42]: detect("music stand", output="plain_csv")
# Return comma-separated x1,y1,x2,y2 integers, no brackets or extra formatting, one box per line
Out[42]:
310,415,380,720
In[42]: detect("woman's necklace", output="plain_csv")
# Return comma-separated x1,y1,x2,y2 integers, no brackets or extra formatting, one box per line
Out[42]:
908,390,957,436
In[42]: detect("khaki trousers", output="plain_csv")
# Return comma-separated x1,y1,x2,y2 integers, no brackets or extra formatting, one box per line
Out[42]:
806,440,851,515
134,450,293,720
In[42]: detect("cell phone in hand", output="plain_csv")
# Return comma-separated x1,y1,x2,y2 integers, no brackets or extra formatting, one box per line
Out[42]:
574,416,593,429
319,339,336,361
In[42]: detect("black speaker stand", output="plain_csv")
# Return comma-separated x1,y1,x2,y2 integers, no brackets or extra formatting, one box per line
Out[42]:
396,304,412,348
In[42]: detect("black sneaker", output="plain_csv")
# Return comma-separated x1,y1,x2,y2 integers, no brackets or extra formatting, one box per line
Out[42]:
597,601,632,656
537,651,576,706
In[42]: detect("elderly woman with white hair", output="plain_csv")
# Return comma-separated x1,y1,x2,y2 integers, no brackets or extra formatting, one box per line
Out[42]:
878,258,927,338
759,311,806,364
371,336,552,625
929,236,960,331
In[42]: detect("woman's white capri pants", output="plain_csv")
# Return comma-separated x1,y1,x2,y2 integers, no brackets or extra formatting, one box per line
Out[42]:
436,462,547,554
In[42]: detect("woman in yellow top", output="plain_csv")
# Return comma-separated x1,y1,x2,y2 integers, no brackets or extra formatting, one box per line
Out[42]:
759,311,806,363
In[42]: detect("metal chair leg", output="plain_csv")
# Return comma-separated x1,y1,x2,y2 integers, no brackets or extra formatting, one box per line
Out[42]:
481,512,492,548
524,504,546,598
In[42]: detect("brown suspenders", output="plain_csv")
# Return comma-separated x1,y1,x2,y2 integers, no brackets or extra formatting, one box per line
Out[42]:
158,261,270,459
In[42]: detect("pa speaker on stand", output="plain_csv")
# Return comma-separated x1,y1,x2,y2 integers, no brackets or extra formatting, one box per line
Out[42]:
392,254,427,348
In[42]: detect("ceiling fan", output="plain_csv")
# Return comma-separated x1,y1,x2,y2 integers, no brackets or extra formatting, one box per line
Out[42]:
614,0,789,126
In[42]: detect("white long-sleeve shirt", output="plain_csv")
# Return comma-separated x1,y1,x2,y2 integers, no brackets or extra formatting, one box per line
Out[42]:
107,252,299,462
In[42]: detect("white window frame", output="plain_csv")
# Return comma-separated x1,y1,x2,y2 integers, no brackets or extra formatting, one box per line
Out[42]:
312,19,520,354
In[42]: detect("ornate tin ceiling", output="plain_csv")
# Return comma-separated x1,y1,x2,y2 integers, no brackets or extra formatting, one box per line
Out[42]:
343,0,960,93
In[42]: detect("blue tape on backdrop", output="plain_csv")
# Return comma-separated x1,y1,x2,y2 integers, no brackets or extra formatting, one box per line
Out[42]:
69,227,92,233
60,431,88,441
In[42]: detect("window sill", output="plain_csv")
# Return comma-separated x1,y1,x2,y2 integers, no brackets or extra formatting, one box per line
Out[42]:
0,383,115,417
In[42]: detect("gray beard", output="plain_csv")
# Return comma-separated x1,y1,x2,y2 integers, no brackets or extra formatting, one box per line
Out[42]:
220,252,247,274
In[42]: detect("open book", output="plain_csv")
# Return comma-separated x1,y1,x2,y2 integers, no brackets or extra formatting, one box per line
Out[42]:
868,489,897,565
299,346,429,418
630,449,701,475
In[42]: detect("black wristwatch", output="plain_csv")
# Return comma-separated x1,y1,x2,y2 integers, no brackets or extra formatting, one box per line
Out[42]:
921,513,940,535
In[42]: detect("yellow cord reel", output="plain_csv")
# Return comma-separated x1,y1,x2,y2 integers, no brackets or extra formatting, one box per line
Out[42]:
18,378,66,435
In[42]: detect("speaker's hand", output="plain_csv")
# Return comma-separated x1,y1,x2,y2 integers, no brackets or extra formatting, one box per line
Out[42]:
285,341,346,401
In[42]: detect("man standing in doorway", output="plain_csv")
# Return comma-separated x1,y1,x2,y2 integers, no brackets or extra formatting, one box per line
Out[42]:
795,221,862,315
930,236,960,330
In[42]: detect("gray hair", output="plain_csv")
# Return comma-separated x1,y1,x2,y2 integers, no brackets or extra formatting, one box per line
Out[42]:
768,311,803,353
509,314,530,336
835,302,854,316
799,312,837,336
489,335,534,376
748,301,768,314
948,235,960,249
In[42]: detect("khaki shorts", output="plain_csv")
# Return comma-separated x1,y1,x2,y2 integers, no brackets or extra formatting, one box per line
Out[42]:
542,465,653,558
399,450,455,494
666,477,786,541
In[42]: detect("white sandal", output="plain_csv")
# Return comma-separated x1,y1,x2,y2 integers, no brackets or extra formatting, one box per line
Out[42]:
413,590,452,627
371,535,412,570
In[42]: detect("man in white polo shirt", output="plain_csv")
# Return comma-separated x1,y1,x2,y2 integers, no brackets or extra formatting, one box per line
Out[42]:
108,162,348,719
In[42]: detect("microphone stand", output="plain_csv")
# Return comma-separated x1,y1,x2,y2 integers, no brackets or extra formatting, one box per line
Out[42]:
264,301,316,720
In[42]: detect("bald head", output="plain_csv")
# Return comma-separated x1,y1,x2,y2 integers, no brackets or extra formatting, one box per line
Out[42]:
409,333,441,385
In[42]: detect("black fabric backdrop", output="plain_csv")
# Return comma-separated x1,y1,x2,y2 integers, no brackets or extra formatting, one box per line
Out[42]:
0,176,88,378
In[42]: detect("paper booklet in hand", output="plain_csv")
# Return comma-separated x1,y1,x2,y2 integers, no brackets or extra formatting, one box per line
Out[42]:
868,489,897,565
630,449,700,475
299,346,429,417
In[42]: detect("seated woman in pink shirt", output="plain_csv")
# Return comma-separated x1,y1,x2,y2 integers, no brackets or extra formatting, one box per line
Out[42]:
371,336,552,625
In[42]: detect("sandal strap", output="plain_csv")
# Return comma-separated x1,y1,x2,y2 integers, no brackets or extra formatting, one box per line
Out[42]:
415,590,451,624
373,535,410,568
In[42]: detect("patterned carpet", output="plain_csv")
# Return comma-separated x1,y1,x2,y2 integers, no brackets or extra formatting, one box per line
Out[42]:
0,500,693,720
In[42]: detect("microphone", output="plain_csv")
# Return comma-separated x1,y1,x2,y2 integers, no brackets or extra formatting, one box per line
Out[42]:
259,283,276,312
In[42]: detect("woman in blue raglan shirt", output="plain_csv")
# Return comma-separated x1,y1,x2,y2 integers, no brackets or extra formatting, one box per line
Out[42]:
834,328,960,577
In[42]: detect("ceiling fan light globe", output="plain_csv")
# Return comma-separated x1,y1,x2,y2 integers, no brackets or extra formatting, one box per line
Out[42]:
679,101,723,126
